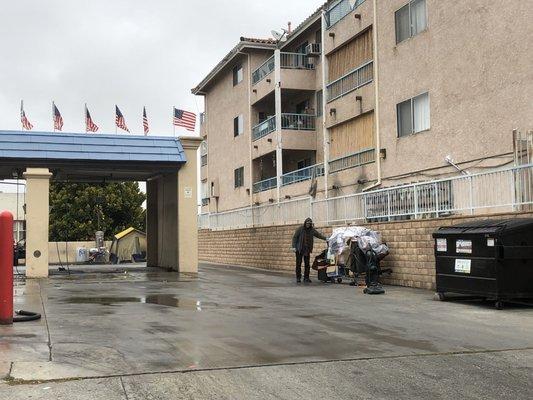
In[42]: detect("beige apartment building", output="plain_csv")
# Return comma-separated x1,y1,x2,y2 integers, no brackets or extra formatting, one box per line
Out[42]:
193,0,533,214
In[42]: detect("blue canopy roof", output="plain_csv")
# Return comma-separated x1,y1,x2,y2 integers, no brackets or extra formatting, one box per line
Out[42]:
0,130,186,163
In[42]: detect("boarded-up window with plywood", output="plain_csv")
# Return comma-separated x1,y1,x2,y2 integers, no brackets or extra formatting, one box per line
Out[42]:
329,112,374,159
328,28,373,82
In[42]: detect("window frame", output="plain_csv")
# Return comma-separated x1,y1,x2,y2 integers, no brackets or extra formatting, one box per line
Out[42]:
396,92,430,138
232,64,243,86
395,0,428,44
233,114,244,137
234,166,244,188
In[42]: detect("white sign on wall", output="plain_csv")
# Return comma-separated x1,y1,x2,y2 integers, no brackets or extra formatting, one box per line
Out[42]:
184,187,193,198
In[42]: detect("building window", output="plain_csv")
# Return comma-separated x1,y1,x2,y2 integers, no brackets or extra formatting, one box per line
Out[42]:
234,167,244,188
232,64,243,86
316,90,323,117
233,114,244,137
395,0,427,44
201,180,209,205
397,92,430,137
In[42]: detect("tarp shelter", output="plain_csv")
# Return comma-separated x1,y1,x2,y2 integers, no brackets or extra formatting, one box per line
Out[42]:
110,227,147,263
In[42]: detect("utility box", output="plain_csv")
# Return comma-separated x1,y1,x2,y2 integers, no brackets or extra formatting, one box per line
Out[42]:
432,219,533,309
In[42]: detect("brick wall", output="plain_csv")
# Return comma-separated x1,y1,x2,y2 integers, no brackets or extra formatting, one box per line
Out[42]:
198,211,533,290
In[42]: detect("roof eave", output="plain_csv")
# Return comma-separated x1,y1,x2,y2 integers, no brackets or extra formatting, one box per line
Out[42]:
192,41,276,95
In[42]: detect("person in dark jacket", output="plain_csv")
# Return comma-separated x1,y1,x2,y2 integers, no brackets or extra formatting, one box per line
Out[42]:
291,217,327,283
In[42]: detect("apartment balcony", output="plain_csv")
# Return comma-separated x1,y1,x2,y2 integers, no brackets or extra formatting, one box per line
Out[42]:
324,0,372,54
329,148,375,174
281,163,324,186
251,52,317,105
251,113,317,158
325,61,375,127
253,176,277,194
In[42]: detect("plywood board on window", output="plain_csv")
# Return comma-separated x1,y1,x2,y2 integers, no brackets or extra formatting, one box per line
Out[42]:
329,112,374,159
328,28,373,82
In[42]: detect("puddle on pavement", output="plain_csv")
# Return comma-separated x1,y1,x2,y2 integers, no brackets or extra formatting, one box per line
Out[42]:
63,295,262,311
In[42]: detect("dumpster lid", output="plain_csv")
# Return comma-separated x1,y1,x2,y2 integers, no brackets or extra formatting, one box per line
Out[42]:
433,218,533,236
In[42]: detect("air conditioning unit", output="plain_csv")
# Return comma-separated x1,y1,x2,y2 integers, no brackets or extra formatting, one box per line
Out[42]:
305,43,321,56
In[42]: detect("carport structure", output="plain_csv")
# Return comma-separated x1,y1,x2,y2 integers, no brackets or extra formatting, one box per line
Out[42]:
0,130,202,278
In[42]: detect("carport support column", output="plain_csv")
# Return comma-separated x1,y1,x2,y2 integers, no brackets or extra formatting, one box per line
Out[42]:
146,179,159,267
23,168,52,278
177,136,203,273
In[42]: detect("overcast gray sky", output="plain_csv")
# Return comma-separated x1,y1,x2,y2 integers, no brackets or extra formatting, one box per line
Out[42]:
0,0,323,136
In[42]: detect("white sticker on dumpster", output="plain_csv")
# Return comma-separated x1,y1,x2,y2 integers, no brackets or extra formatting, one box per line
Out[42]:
436,238,447,252
456,239,472,254
487,238,495,247
455,259,471,274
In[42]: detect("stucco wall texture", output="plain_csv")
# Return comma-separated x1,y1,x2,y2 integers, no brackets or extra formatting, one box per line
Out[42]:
199,211,533,290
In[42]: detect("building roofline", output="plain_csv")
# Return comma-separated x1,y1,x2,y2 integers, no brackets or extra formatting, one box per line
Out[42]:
280,7,324,50
191,37,276,95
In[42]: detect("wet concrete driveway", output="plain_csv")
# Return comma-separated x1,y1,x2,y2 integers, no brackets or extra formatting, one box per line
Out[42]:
1,263,532,399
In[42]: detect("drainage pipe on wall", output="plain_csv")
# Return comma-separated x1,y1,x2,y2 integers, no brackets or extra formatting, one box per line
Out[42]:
365,0,382,191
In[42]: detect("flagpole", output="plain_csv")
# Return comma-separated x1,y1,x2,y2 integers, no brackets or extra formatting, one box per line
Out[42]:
115,105,117,134
52,101,55,132
84,103,87,133
172,106,175,137
20,100,23,131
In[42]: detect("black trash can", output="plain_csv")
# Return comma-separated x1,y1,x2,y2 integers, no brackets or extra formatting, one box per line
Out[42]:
432,218,533,309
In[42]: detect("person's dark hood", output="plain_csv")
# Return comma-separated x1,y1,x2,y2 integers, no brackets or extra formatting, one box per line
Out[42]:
303,218,313,229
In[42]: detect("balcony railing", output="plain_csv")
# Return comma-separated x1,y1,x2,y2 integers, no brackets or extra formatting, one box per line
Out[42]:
326,60,373,102
280,52,315,69
253,177,277,193
252,116,276,141
326,0,365,28
282,164,325,186
329,148,375,173
252,55,275,85
281,113,316,130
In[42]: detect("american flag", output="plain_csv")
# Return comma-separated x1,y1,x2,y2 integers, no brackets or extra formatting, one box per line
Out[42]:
20,100,33,130
53,102,63,131
143,106,149,135
173,108,196,132
115,105,129,133
85,105,99,133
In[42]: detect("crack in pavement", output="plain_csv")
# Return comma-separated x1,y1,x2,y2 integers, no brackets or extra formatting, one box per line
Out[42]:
119,376,130,400
38,281,53,362
4,346,533,386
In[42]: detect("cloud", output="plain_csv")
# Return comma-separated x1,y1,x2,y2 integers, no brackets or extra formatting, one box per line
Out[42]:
0,0,323,135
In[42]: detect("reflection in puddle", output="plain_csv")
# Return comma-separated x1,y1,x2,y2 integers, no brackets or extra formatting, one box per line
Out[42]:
63,295,261,311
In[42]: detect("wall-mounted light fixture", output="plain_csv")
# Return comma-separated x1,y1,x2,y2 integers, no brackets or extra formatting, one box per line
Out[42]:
268,198,275,203
329,108,336,116
254,145,258,149
267,138,273,143
252,89,257,93
379,148,387,160
328,32,335,38
354,13,361,19
284,195,291,199
266,78,271,83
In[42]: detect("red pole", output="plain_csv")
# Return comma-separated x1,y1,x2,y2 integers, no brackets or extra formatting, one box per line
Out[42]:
0,210,14,325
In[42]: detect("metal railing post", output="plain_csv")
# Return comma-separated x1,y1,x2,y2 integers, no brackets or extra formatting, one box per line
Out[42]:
434,183,439,218
387,191,391,221
413,185,418,219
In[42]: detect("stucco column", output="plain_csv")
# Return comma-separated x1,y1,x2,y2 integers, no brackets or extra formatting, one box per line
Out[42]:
23,168,52,278
146,178,159,267
274,49,283,202
177,136,203,273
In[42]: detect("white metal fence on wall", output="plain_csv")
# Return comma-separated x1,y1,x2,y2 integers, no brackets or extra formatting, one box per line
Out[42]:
198,164,533,230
